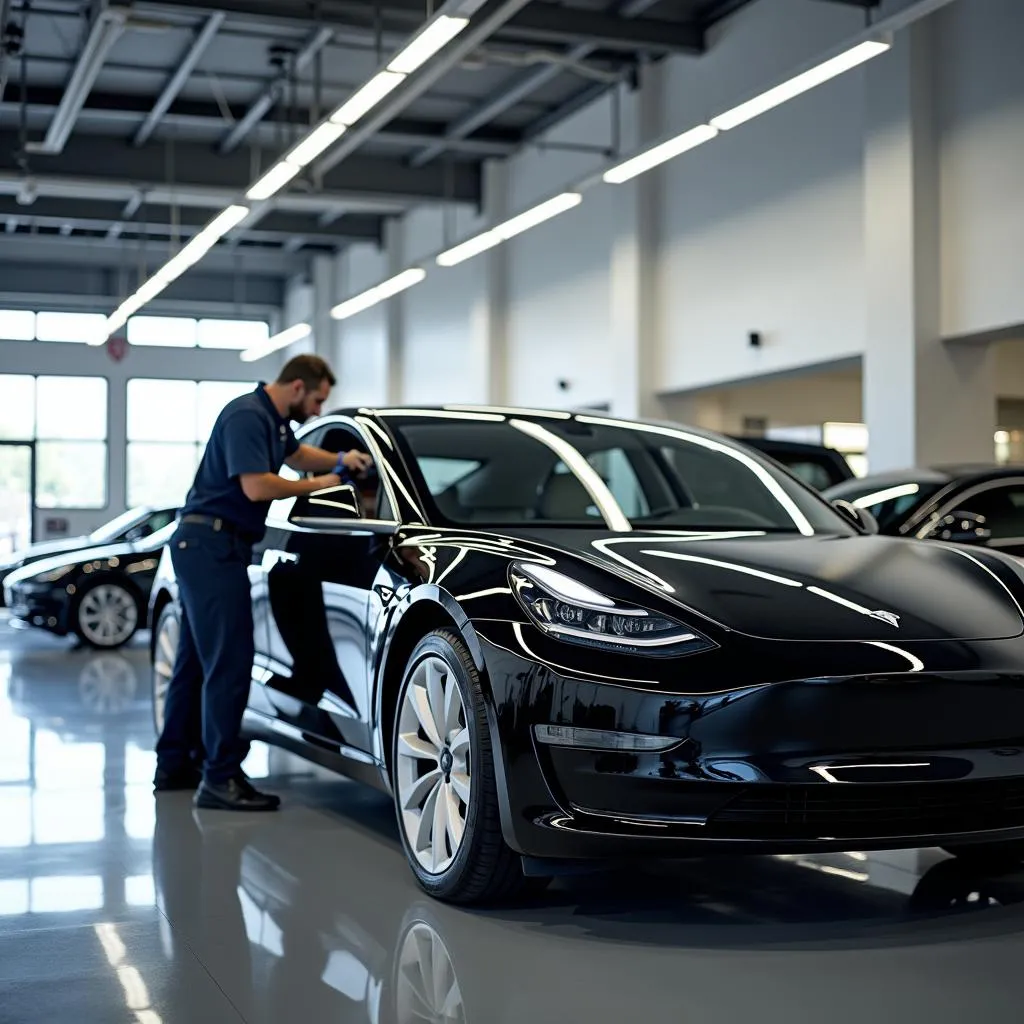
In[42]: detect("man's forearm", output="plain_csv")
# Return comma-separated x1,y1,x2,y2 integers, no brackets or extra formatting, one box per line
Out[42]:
239,471,339,502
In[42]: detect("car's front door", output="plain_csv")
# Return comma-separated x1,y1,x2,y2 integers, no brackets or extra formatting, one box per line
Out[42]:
255,420,398,755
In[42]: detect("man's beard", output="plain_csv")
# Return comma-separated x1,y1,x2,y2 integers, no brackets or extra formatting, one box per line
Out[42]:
287,400,307,422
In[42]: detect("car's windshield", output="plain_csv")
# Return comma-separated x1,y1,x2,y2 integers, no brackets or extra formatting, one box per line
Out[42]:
89,508,146,543
385,412,856,534
822,477,946,530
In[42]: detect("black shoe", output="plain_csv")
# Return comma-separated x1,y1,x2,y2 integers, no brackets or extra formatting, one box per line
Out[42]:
153,766,203,792
194,776,281,812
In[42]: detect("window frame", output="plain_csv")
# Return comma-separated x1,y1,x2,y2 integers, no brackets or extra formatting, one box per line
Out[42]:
0,373,109,509
914,476,1024,546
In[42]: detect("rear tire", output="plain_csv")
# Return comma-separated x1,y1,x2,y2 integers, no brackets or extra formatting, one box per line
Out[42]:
151,603,180,735
391,629,545,905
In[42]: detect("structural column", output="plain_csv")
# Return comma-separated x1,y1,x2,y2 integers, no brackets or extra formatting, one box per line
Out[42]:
477,159,511,405
608,66,664,421
863,17,994,471
309,254,336,364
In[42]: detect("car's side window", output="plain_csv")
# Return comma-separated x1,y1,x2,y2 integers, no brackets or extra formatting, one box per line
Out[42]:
950,485,1024,539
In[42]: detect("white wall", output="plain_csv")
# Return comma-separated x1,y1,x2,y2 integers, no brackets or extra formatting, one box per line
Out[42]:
334,242,389,408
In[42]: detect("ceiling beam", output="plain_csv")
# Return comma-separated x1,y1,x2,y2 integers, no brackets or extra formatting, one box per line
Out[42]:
0,232,299,280
409,0,660,168
2,85,522,156
134,10,225,146
27,5,126,155
0,194,382,245
0,129,481,210
218,24,333,153
134,0,704,54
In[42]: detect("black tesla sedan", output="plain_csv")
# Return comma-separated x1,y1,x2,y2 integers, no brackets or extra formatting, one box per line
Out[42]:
4,519,177,648
823,464,1024,556
149,407,1024,904
0,505,177,604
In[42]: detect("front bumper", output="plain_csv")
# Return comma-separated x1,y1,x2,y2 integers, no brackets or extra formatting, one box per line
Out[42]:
5,583,70,635
473,622,1024,859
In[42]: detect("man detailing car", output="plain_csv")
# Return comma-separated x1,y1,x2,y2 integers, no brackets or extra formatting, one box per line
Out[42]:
153,354,372,811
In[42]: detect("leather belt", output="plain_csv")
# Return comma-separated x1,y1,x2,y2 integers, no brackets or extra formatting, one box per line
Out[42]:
178,513,259,544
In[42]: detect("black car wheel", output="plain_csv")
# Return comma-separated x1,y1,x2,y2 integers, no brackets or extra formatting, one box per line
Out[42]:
392,629,540,905
74,579,141,649
942,840,1024,868
152,603,180,735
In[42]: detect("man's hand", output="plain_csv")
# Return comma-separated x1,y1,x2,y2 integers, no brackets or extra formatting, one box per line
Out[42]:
337,449,373,476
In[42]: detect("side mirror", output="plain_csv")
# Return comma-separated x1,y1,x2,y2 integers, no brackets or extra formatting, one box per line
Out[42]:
832,498,879,534
927,510,991,544
288,484,362,526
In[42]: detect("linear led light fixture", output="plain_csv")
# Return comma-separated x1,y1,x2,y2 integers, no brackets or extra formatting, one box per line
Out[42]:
330,267,427,321
388,15,469,74
437,192,583,267
100,204,250,339
711,39,891,131
604,124,718,185
240,322,312,362
247,15,470,202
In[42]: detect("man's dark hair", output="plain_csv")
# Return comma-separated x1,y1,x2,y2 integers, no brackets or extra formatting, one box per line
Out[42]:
277,353,336,389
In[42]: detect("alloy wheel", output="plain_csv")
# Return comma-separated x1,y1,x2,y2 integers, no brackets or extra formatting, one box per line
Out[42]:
152,609,179,733
78,584,139,647
396,655,472,875
395,920,465,1024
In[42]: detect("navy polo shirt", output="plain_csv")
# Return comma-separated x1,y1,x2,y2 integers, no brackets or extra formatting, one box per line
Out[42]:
180,383,299,540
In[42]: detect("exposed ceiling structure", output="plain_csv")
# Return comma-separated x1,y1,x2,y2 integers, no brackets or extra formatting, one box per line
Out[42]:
0,0,762,307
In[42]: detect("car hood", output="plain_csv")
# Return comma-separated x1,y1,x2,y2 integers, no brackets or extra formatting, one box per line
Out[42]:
2,539,137,588
0,535,93,571
500,529,1024,643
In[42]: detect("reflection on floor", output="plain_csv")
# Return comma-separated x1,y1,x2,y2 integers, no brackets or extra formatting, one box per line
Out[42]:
1,615,1023,1023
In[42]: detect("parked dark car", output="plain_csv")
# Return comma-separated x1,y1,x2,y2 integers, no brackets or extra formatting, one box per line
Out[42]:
0,505,177,604
731,436,855,491
150,407,1024,904
823,464,1024,556
4,519,177,648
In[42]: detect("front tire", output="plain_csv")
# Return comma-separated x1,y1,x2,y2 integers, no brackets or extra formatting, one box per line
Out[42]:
151,603,180,735
391,629,538,905
73,578,141,649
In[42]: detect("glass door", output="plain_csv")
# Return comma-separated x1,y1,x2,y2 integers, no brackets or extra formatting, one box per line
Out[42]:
0,442,35,559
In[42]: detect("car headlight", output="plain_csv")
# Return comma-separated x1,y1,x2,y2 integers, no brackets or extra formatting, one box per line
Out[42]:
509,562,715,657
32,564,74,584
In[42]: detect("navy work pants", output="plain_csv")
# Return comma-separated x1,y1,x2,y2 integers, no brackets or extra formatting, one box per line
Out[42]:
155,522,254,785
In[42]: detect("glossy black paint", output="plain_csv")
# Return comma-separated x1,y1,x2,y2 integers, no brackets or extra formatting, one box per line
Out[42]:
3,523,174,639
148,408,1024,866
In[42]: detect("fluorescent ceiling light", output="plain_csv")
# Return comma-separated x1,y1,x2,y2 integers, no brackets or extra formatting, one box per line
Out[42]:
437,230,502,267
240,322,312,362
603,124,718,184
330,267,426,320
436,193,582,268
247,162,301,201
101,205,250,340
388,15,469,74
711,39,891,131
286,122,347,167
497,192,582,239
330,71,405,125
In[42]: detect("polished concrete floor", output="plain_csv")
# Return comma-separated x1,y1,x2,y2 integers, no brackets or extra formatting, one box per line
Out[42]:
2,616,1024,1023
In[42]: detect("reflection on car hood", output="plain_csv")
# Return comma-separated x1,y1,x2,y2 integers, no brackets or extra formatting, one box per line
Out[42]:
2,539,140,587
501,528,1024,643
0,535,93,570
